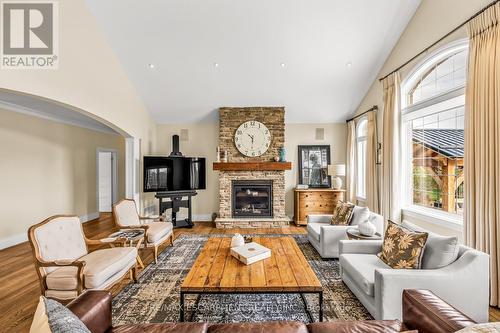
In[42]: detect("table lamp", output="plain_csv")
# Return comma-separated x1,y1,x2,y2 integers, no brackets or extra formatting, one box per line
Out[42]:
328,164,346,190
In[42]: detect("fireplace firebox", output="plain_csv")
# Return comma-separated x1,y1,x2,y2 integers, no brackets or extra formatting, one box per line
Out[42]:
232,180,273,218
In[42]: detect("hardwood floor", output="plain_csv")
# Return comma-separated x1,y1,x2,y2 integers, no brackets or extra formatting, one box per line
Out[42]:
0,213,498,332
0,214,306,332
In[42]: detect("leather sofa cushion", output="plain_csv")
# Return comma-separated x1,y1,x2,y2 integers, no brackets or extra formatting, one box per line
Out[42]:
208,321,308,333
67,290,112,333
307,223,322,242
340,254,389,296
402,289,476,333
308,320,404,333
46,247,137,289
112,323,209,333
147,222,173,243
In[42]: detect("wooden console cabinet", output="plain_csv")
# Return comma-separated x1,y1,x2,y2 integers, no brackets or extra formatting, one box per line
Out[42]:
294,189,345,226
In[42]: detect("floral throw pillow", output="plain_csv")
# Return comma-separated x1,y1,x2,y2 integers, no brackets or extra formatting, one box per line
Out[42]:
330,201,355,225
378,221,429,269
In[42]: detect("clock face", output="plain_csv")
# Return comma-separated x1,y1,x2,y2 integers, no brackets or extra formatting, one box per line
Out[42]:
234,121,271,157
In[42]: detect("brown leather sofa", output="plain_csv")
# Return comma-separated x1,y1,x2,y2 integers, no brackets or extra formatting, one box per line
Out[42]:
67,289,476,333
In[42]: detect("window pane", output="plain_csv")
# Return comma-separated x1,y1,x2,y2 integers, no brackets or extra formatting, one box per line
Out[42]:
356,140,366,198
409,50,467,105
410,105,464,214
357,119,367,138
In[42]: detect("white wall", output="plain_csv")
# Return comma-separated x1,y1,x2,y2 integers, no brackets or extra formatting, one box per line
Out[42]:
284,123,346,216
354,0,496,236
0,108,125,249
98,152,113,212
155,123,219,221
0,0,157,214
155,122,347,220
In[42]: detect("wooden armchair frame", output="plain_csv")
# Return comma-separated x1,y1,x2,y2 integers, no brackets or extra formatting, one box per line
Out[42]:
28,215,138,301
112,199,174,263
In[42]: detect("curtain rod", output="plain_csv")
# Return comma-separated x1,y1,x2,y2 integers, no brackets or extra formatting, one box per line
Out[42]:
346,105,378,123
378,0,499,82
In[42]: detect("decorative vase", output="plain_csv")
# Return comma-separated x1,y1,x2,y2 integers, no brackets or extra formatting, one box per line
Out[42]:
231,233,245,248
358,219,376,237
279,147,286,162
274,156,280,162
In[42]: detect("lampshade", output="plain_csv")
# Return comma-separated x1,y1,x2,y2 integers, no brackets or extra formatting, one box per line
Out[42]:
328,164,346,177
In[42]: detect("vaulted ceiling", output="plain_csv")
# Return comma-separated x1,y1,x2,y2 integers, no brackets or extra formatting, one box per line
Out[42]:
86,0,420,123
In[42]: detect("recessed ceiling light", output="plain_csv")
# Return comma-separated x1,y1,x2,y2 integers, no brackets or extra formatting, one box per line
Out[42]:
214,62,219,68
280,63,286,67
346,62,352,68
148,63,155,69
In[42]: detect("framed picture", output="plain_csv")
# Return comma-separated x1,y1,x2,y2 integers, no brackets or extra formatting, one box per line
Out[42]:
298,145,331,188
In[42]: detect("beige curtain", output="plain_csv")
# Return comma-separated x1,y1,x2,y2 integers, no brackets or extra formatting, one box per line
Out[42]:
381,72,402,222
346,121,357,203
366,110,380,213
464,2,500,306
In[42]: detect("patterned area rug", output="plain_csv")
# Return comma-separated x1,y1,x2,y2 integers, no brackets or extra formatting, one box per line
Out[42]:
112,234,371,325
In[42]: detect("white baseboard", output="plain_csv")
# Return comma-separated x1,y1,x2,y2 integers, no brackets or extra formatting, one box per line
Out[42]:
80,212,100,223
193,214,213,222
0,232,28,250
0,212,100,250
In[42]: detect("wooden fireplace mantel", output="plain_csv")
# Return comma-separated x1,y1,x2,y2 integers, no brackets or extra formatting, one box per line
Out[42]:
213,161,292,171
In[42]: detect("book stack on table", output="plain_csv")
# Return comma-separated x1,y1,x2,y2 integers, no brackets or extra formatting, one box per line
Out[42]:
230,242,271,265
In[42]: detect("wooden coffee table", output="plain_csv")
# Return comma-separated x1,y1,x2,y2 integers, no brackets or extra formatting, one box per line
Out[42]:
180,236,323,322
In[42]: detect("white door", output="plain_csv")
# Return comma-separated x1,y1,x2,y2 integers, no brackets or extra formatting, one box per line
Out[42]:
98,152,113,212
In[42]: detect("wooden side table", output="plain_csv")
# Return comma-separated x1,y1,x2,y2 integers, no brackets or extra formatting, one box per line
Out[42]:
346,228,382,240
108,229,146,268
294,188,345,225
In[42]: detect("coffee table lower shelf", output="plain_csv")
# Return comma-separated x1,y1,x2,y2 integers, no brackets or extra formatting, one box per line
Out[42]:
179,290,323,323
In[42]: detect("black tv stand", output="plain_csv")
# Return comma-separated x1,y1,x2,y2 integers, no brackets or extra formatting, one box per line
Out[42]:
155,190,198,229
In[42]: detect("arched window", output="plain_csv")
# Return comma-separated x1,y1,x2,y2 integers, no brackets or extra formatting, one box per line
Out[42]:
356,118,368,199
401,40,467,221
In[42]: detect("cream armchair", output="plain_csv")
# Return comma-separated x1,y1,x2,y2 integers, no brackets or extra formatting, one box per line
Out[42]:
113,199,174,263
28,215,138,301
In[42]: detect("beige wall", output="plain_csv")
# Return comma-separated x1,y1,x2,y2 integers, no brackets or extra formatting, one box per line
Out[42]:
284,123,346,216
155,123,219,219
354,0,496,235
0,109,125,248
356,0,494,116
0,0,157,213
155,122,346,219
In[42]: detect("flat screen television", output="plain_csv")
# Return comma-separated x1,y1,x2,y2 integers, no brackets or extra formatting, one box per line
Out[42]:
143,156,206,192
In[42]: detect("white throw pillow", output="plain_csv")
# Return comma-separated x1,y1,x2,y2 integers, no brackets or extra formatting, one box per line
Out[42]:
350,206,370,226
30,297,51,333
455,323,500,332
402,221,459,269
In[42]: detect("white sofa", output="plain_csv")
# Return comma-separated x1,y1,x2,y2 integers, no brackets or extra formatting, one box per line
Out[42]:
307,206,384,258
338,225,490,323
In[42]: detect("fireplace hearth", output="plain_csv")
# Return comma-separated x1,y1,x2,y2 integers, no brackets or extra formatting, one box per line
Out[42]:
232,180,273,218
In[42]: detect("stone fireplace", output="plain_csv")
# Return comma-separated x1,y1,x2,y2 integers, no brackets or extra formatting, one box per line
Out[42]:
214,107,291,228
232,180,273,218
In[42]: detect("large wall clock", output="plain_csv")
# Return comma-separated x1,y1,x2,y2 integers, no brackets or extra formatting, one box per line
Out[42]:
234,120,271,157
